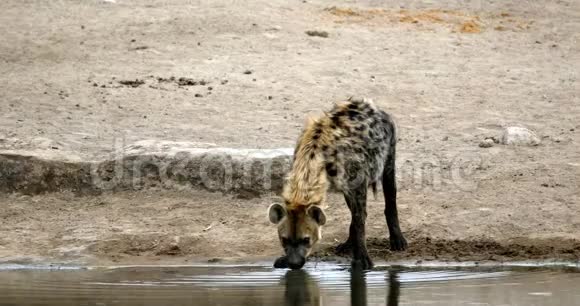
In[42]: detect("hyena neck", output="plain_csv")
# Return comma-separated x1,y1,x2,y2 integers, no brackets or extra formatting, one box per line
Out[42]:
283,116,334,209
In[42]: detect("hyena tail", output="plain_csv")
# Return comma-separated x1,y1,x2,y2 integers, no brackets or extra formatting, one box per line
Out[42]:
370,182,378,200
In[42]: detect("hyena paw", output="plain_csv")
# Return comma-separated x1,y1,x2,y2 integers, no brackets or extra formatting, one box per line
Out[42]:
273,256,289,269
351,252,374,270
335,240,353,254
389,234,408,251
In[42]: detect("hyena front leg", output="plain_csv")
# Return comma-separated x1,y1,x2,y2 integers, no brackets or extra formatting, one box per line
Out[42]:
344,181,373,270
335,194,354,254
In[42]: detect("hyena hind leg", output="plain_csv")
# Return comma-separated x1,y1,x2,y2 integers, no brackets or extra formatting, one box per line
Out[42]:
382,154,407,251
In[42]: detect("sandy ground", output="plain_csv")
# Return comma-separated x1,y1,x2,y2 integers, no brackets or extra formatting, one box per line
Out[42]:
0,0,579,265
0,0,578,155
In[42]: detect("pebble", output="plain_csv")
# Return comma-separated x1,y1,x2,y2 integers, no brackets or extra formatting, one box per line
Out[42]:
479,138,494,148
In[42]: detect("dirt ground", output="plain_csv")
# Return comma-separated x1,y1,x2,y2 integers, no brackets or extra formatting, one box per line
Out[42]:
0,0,579,265
0,188,579,266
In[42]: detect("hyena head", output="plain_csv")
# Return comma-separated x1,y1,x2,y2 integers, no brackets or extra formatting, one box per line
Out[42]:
268,203,327,270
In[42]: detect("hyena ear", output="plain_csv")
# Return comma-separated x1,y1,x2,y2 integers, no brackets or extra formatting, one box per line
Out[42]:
268,203,286,224
307,206,326,226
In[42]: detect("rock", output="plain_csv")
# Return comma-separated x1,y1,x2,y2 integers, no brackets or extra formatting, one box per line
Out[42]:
500,127,540,146
0,145,294,196
267,25,282,31
305,30,329,38
118,79,145,88
177,77,199,86
479,138,494,148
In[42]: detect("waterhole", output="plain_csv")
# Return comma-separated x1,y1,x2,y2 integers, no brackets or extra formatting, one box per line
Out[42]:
0,262,579,305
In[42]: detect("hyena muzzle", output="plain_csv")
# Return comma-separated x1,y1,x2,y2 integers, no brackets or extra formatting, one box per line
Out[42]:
268,97,407,270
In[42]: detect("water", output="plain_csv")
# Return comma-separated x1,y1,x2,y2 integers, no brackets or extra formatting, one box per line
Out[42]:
0,262,579,306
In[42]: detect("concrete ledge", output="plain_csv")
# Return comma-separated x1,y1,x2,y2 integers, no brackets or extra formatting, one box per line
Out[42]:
0,141,294,196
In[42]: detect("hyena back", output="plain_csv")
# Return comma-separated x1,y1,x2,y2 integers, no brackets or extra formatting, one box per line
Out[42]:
268,97,407,270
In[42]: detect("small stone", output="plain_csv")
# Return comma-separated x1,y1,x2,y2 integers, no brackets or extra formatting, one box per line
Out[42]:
243,70,253,75
267,95,273,100
195,93,203,98
500,126,540,146
442,136,449,141
207,86,213,91
305,30,329,38
479,138,494,148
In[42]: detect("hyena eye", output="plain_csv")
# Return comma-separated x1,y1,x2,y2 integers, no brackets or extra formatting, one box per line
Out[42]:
302,237,311,245
282,237,290,245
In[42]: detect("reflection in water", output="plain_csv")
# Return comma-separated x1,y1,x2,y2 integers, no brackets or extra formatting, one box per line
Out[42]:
1,264,579,305
283,270,321,306
282,268,401,306
350,268,367,306
387,270,401,306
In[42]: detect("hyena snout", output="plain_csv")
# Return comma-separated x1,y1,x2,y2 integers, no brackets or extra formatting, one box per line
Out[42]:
287,249,306,270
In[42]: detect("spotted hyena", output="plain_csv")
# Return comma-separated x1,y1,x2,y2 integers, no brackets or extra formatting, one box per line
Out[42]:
268,97,407,270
